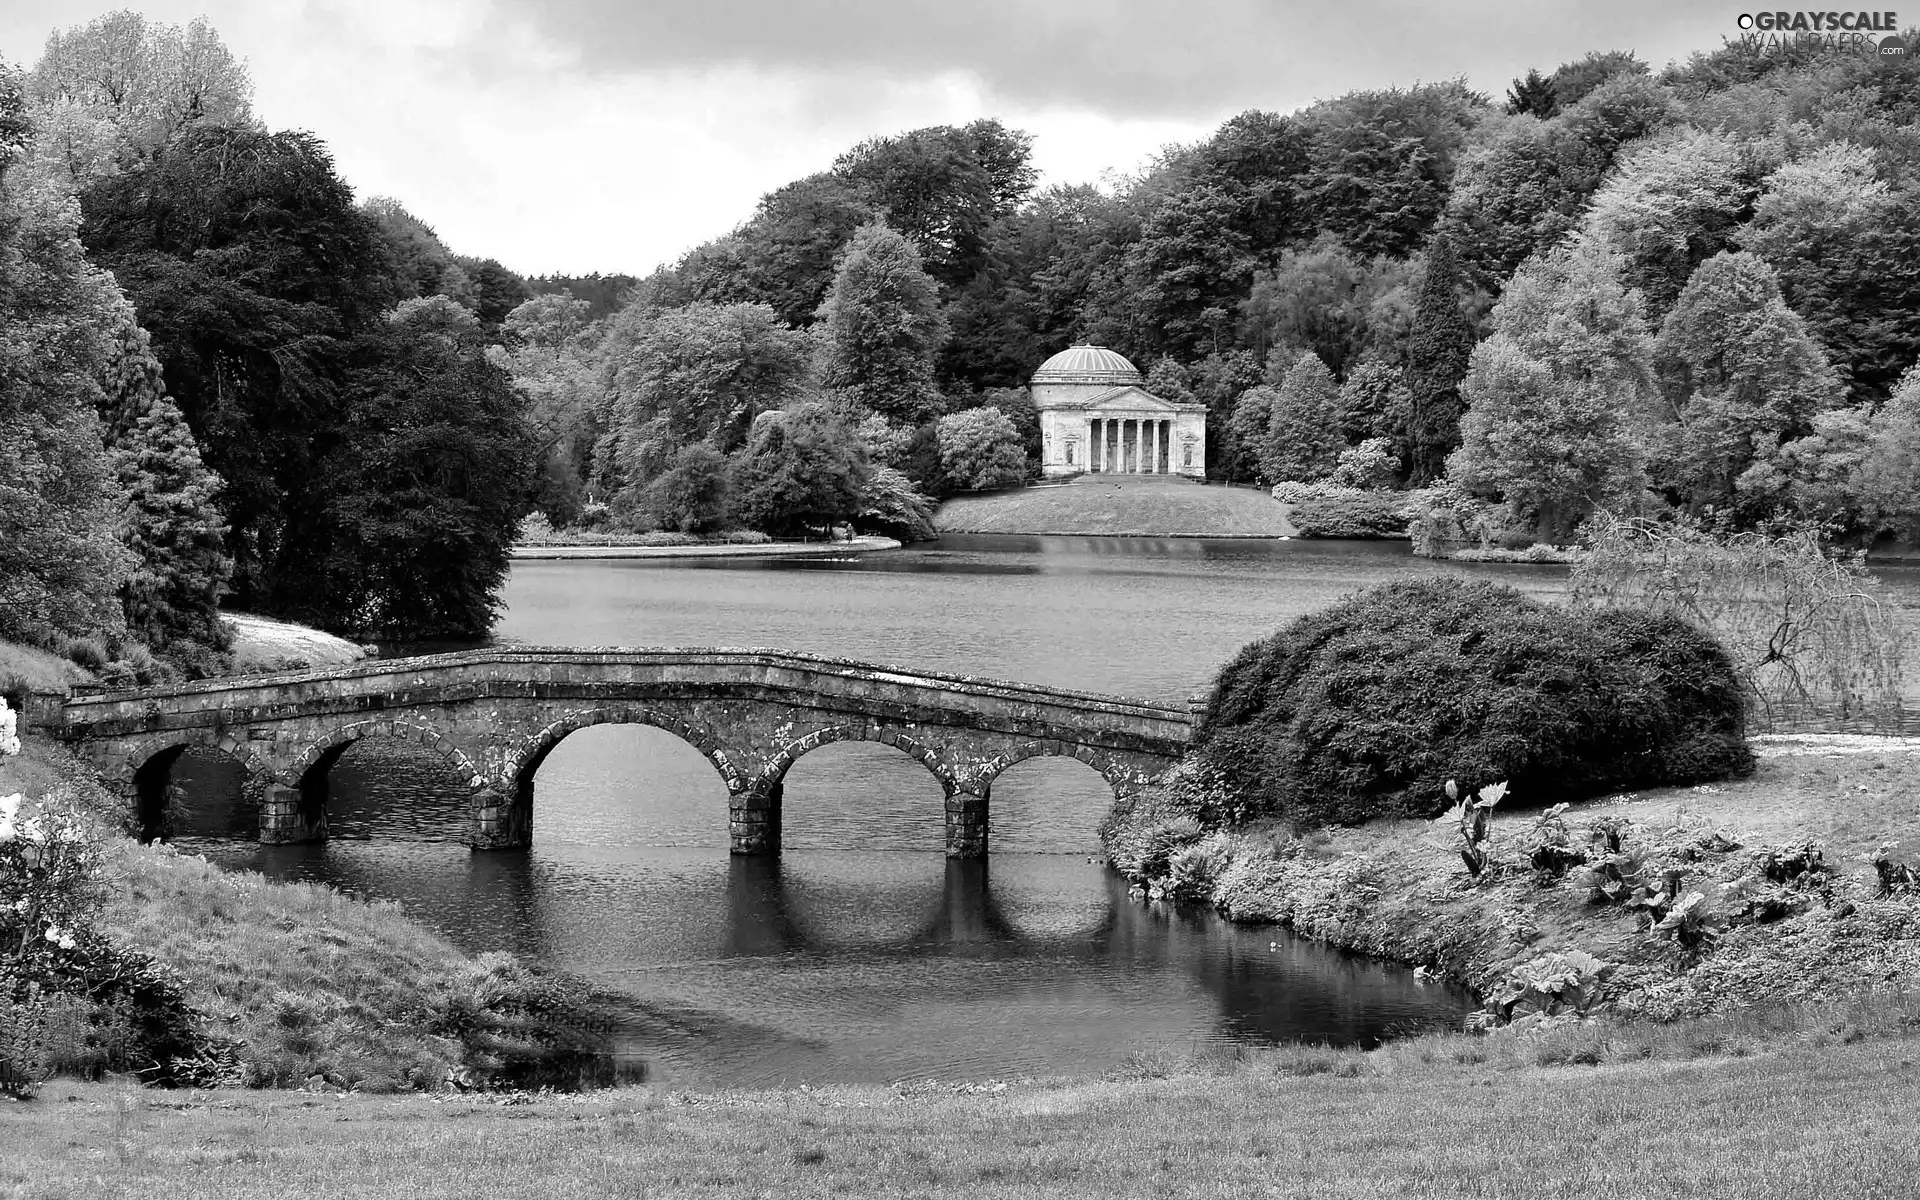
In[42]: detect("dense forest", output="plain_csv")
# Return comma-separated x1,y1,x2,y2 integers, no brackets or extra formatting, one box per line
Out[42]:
5,11,1920,678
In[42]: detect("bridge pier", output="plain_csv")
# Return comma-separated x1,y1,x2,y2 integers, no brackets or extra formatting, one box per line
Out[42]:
943,779,989,860
261,781,328,845
730,776,782,855
470,786,532,851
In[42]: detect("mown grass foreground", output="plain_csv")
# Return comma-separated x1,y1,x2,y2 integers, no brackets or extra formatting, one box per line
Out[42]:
9,1021,1920,1200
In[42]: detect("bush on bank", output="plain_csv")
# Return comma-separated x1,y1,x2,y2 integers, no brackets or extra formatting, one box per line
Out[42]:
1286,491,1413,539
1193,578,1753,828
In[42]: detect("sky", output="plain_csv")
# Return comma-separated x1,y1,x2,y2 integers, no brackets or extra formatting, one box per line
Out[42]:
1,0,1742,277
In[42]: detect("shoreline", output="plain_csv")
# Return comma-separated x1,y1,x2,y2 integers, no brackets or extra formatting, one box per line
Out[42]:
510,535,901,560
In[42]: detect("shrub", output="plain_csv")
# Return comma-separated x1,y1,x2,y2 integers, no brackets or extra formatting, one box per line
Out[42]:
1193,578,1751,826
62,637,109,672
1288,491,1412,539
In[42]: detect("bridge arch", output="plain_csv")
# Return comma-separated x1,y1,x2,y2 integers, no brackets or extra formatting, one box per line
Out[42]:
287,717,485,791
758,723,951,791
976,739,1136,794
123,733,272,843
504,705,743,796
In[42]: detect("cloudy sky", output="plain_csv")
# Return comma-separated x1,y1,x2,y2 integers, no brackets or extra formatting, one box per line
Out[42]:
2,1,1737,277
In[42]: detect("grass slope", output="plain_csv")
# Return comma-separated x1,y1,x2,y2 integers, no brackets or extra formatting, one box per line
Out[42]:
223,614,368,673
1107,737,1920,1017
935,478,1297,537
11,1022,1920,1198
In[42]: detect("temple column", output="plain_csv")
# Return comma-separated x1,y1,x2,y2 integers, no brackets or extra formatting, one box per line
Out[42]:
1157,420,1167,473
1083,418,1094,472
1129,419,1141,473
1091,419,1102,472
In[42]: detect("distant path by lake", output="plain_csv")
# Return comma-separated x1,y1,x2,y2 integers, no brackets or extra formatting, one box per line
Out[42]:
511,535,901,561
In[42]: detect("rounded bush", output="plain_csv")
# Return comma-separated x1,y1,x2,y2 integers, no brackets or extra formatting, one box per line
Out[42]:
1194,578,1751,826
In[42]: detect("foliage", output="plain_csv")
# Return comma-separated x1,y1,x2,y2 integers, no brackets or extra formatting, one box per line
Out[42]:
814,222,948,426
1261,350,1344,483
602,301,810,493
1403,236,1475,484
1445,779,1508,878
1521,804,1588,880
78,120,398,612
1287,491,1412,539
1238,237,1409,379
1328,437,1400,490
1847,363,1920,542
26,11,253,191
853,465,937,543
1448,242,1653,543
111,391,232,677
294,297,537,640
1193,578,1752,826
1335,361,1411,449
0,78,136,648
1650,250,1844,518
644,443,731,535
1569,513,1912,732
936,407,1029,491
727,402,871,536
1483,950,1617,1028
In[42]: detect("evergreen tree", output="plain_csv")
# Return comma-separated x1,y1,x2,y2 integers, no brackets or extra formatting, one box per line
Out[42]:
1336,360,1412,448
1652,251,1844,517
1403,236,1476,483
113,397,233,674
1449,244,1653,543
1262,351,1344,482
815,222,948,425
1505,69,1558,117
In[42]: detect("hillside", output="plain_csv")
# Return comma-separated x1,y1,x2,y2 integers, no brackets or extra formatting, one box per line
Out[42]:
934,477,1297,538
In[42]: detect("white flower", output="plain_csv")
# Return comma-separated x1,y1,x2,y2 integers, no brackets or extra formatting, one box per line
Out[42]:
0,819,14,844
57,934,75,951
43,924,61,943
0,794,21,820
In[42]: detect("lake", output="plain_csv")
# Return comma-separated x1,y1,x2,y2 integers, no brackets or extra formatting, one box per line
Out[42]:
175,534,1913,1088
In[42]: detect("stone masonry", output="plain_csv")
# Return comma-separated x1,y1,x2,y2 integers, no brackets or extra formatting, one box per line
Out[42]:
38,647,1196,859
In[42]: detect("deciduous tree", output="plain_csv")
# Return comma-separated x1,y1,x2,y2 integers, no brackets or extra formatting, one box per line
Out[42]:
815,223,948,425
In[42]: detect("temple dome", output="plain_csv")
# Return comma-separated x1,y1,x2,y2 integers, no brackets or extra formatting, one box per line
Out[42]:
1031,344,1143,386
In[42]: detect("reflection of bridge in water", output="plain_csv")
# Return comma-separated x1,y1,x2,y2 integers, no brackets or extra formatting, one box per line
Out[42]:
35,647,1195,858
716,855,1471,1046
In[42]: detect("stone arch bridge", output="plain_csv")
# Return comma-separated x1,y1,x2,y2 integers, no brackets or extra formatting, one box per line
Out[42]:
34,648,1196,858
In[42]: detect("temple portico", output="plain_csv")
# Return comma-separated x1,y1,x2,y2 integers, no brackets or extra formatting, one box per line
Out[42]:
1029,345,1207,478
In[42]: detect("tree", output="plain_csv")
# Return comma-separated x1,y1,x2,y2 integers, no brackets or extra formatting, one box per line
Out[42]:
1261,351,1343,483
1549,50,1648,109
362,196,463,302
1448,244,1654,543
1850,365,1920,541
1124,184,1256,358
1227,385,1279,482
78,122,399,611
498,291,600,523
727,402,871,536
455,256,532,328
297,297,537,639
1186,110,1312,264
113,397,232,674
1737,142,1920,405
0,68,133,646
1238,235,1410,377
1297,82,1485,260
1438,114,1604,291
728,173,877,326
1403,236,1476,483
855,466,938,542
26,12,254,189
831,119,1036,290
1506,69,1558,118
645,443,731,534
1651,251,1844,517
1336,360,1412,449
1579,127,1766,320
98,301,231,673
814,223,948,425
602,301,812,498
936,408,1028,491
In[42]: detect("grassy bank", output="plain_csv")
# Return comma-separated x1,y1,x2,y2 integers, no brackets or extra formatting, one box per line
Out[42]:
1105,738,1920,1016
935,477,1297,537
9,1010,1920,1198
1,734,618,1093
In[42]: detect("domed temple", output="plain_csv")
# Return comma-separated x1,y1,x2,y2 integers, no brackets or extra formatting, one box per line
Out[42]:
1030,344,1208,478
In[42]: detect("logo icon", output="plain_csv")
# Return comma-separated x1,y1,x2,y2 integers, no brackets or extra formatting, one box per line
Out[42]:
1882,33,1909,53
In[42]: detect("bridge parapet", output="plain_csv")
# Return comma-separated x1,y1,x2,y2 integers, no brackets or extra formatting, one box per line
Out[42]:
50,647,1196,858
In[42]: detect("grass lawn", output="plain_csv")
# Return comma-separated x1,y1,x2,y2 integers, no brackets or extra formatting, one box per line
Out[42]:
935,477,1297,537
223,613,368,673
9,1027,1920,1199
